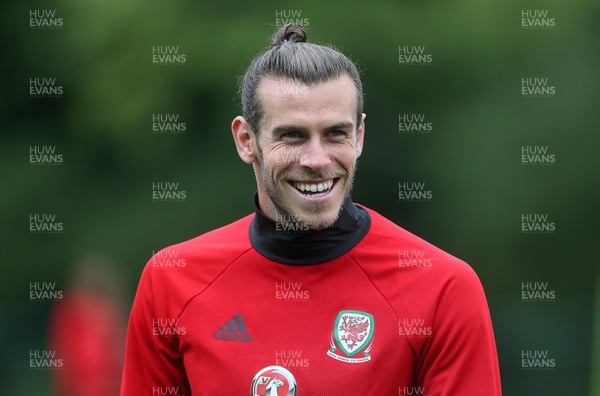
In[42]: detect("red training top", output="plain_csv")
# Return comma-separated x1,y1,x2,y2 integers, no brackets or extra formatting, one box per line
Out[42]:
121,197,501,395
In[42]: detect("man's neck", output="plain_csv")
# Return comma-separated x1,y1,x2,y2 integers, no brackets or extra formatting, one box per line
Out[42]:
249,192,371,265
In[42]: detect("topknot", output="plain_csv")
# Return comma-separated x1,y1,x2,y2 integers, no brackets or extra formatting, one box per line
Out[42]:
271,24,307,47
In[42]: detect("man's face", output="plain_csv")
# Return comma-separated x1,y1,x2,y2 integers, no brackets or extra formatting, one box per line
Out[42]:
252,75,365,230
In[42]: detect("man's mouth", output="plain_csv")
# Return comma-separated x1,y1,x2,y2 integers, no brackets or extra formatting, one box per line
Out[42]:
289,178,336,197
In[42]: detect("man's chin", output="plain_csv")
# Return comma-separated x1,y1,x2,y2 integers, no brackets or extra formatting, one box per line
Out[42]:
289,208,341,231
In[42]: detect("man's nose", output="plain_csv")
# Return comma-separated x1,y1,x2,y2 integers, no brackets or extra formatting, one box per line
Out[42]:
298,137,331,171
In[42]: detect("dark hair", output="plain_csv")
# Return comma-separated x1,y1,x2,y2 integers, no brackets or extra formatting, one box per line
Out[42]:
239,24,364,135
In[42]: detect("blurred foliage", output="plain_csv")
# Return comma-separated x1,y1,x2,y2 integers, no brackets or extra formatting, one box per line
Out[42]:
1,0,599,394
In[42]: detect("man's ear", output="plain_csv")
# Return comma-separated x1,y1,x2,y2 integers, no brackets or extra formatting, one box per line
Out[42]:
232,116,258,164
356,113,366,158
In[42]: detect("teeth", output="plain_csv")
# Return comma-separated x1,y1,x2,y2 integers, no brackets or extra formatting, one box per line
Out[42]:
293,179,334,193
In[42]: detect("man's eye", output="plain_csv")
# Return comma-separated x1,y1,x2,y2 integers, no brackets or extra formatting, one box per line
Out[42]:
327,130,346,137
282,131,302,139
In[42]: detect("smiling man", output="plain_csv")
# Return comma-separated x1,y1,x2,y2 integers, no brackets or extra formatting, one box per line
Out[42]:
234,74,361,232
121,24,502,395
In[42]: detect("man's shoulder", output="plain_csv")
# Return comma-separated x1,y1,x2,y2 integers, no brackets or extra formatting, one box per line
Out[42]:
160,213,254,261
136,213,255,311
353,204,486,314
355,204,473,274
142,214,254,290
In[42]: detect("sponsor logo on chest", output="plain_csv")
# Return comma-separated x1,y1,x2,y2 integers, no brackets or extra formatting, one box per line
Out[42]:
251,366,297,396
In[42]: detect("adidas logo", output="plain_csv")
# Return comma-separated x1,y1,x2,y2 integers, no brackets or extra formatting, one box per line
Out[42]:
213,313,253,342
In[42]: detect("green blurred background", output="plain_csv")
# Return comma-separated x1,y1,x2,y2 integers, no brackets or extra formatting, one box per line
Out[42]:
1,0,599,394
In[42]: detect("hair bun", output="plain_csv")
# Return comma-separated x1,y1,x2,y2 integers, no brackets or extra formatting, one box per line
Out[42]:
271,24,307,47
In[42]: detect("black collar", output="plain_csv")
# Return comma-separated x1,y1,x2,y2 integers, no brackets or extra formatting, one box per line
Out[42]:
249,192,371,265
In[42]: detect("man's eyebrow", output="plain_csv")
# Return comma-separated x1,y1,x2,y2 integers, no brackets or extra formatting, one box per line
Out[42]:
325,122,354,131
272,122,354,134
272,125,310,134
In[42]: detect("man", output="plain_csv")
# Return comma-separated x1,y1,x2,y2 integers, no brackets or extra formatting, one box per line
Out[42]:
121,24,502,395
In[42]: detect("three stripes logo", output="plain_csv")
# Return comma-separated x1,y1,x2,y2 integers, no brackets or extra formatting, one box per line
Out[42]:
213,313,253,342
